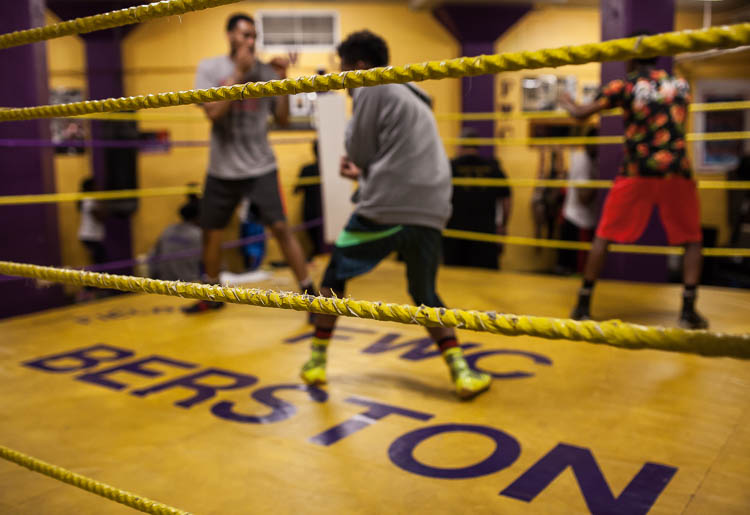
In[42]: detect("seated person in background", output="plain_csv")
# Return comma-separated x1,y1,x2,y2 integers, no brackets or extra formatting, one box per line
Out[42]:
149,198,202,282
184,184,201,215
556,128,599,275
443,127,512,269
238,197,266,271
294,141,324,260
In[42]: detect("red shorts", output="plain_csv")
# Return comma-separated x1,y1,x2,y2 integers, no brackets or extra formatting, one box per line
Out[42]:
596,176,702,245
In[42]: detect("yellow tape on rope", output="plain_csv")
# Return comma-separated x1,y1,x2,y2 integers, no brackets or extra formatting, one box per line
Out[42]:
1,23,748,121
0,445,189,515
294,176,750,191
695,180,750,190
3,178,749,206
443,229,750,257
294,176,324,187
452,178,750,190
688,99,750,113
0,0,241,50
0,188,747,256
446,131,750,147
1,260,749,358
689,131,750,142
453,178,613,188
0,186,199,206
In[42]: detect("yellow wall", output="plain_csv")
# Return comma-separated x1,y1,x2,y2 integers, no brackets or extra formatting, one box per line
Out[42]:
45,4,745,277
493,6,601,272
122,1,460,269
675,12,739,246
676,12,750,245
45,10,91,278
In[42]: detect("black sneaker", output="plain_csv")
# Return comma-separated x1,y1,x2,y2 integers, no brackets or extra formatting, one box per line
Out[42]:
182,300,226,314
570,304,591,321
678,310,709,330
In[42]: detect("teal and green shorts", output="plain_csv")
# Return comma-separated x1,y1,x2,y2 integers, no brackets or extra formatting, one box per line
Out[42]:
321,214,445,308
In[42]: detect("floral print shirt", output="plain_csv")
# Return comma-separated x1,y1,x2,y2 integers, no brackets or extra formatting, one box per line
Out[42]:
597,69,691,178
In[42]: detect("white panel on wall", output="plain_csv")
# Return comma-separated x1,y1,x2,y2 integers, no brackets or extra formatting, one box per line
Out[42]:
315,92,354,243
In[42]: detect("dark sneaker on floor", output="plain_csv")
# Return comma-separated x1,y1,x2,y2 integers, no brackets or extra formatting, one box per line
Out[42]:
570,304,591,321
182,300,225,314
679,310,709,330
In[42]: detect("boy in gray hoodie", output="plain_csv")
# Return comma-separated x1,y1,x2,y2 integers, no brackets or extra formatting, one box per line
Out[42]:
300,30,491,400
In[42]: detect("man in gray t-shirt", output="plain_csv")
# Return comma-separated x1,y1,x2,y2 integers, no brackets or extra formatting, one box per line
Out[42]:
195,52,278,180
183,12,313,314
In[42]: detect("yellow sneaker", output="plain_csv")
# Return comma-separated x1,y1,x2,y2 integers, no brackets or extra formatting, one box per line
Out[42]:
454,368,492,400
300,347,327,386
443,347,491,400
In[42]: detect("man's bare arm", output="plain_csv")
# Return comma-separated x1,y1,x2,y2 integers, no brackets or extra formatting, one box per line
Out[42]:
559,92,605,120
202,100,234,122
201,45,255,123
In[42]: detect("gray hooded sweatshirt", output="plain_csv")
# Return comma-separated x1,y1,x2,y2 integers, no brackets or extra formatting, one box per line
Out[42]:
345,83,452,230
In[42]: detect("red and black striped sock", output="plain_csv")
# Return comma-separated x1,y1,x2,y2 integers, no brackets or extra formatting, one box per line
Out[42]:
437,336,459,353
312,327,333,350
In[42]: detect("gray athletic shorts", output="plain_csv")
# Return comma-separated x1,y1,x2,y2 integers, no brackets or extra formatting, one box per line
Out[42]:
200,171,286,230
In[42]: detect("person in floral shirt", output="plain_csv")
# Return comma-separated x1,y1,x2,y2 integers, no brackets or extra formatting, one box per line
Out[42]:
559,38,707,329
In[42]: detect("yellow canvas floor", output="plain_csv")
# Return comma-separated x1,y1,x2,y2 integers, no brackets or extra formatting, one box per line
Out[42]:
1,258,749,514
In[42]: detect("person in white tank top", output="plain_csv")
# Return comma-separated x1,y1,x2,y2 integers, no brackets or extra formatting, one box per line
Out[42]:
556,130,598,275
77,178,107,301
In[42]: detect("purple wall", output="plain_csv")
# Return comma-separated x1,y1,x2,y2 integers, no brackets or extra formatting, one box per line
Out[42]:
0,0,66,318
85,29,134,267
48,1,138,269
599,0,675,283
0,1,142,318
434,4,530,159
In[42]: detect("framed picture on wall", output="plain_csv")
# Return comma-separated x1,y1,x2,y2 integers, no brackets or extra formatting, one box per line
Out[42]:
499,78,514,99
557,76,577,106
693,79,750,173
50,88,86,154
522,75,578,111
278,92,316,130
290,92,313,117
522,75,555,111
